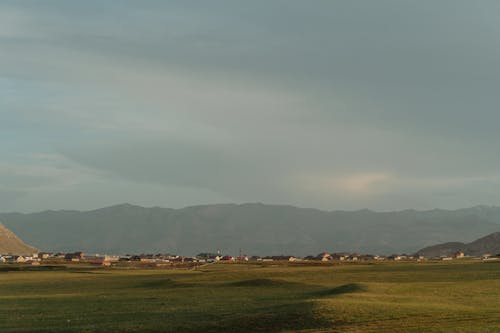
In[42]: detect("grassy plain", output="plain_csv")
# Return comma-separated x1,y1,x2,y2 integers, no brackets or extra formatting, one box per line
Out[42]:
1,260,500,332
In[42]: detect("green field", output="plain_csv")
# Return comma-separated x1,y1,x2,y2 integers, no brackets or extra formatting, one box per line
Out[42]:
1,261,500,332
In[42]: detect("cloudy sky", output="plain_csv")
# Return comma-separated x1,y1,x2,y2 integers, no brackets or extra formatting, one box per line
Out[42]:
2,1,500,212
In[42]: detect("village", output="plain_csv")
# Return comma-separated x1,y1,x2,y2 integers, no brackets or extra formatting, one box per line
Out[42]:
1,250,500,267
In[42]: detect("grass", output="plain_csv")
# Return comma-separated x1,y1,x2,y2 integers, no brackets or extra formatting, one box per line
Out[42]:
0,260,500,332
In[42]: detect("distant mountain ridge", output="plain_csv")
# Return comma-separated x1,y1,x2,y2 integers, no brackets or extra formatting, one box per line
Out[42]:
417,232,500,257
0,223,37,255
1,203,500,256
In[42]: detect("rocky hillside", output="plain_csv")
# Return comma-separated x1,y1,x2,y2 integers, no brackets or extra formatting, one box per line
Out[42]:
417,232,500,257
0,223,38,255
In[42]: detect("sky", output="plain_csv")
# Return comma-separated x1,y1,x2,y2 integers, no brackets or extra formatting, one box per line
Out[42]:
2,1,500,212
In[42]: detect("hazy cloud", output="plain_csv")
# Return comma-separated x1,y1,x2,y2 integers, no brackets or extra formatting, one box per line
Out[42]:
2,1,500,211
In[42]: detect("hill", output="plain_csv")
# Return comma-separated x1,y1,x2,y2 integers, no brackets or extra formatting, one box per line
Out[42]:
0,223,38,255
1,203,500,256
418,231,500,257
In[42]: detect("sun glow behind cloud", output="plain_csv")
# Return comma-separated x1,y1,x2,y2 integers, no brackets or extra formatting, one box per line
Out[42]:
338,173,391,194
298,172,392,197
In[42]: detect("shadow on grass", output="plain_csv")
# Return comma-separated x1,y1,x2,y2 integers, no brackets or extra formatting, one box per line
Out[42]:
200,301,329,333
312,283,366,297
228,279,366,297
68,270,108,274
228,278,305,288
138,278,197,289
0,265,68,272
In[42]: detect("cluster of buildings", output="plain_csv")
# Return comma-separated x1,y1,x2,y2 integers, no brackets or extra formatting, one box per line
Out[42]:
0,251,217,266
0,254,40,265
1,250,499,266
433,251,500,261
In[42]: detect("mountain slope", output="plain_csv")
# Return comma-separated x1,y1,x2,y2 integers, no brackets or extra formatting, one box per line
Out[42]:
0,223,38,255
466,232,500,255
418,232,500,257
1,203,500,256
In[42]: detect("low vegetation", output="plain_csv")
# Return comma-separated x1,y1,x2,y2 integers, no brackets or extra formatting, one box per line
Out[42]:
1,260,500,332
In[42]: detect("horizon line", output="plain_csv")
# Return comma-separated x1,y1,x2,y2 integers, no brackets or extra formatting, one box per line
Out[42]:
1,202,499,215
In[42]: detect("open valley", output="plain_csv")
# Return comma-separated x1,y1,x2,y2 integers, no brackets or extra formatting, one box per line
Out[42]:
1,260,500,332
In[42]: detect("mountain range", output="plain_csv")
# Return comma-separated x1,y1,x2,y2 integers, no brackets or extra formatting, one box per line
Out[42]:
1,203,500,256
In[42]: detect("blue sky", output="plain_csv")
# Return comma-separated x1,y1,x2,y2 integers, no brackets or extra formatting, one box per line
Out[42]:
2,1,500,212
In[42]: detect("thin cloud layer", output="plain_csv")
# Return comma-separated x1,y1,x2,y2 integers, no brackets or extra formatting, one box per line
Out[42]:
2,1,500,212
